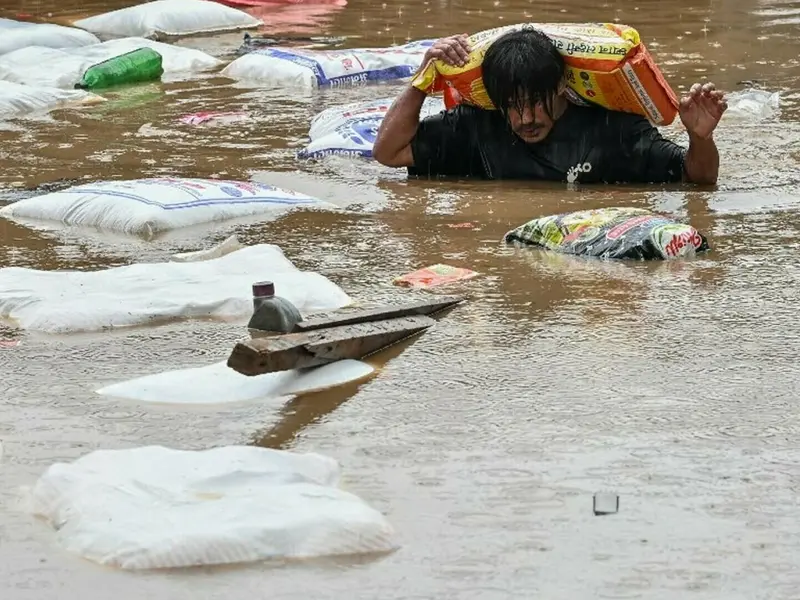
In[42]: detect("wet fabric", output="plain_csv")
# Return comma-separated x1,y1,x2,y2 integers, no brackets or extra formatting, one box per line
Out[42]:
409,103,686,183
504,207,710,260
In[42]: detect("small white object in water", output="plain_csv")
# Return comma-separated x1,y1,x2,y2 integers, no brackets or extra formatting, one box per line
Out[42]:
170,234,244,262
593,492,619,515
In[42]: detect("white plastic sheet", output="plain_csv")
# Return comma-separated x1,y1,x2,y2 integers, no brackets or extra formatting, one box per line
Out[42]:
0,22,100,56
96,359,375,404
30,445,398,569
0,38,221,88
0,244,352,333
221,40,433,88
0,80,104,119
0,177,334,235
73,0,262,39
299,95,445,159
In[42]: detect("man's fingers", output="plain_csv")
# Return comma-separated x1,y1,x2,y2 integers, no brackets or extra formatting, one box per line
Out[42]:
701,82,716,93
454,40,471,62
443,45,464,66
689,83,702,96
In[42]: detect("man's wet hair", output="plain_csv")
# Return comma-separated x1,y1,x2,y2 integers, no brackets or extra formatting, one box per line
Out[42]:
482,28,566,120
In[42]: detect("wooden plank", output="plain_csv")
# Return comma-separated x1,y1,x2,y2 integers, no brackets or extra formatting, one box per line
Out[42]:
228,315,435,376
291,296,464,333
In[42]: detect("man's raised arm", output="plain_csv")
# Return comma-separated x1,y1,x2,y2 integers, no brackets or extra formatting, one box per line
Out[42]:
372,34,472,168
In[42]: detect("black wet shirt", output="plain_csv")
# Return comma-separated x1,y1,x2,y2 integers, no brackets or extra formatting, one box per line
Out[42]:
408,103,687,184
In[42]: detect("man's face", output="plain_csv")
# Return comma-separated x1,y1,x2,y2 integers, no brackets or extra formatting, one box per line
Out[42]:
505,87,566,143
507,101,553,143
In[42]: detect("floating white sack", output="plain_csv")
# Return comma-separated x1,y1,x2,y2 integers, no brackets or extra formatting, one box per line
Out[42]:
0,38,221,88
73,0,262,39
299,95,445,159
0,177,334,235
0,23,100,56
0,18,34,30
0,80,104,119
724,88,780,120
221,40,434,88
97,359,375,404
0,244,352,333
30,445,398,569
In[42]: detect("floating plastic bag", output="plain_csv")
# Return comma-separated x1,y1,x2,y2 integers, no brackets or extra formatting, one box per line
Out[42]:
30,445,397,569
97,359,374,404
413,22,679,125
0,38,221,88
504,207,709,260
0,22,100,56
178,110,249,126
0,177,334,235
0,244,352,333
393,264,479,288
299,95,445,159
0,80,104,119
221,40,434,87
73,0,262,39
725,88,780,120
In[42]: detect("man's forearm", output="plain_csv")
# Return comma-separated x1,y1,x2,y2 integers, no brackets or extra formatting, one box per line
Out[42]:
683,133,719,185
372,86,427,167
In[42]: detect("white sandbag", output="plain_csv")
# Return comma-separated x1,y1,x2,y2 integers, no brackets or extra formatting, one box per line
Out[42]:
0,38,221,88
0,18,35,30
0,244,351,333
73,0,262,39
0,23,100,56
299,96,445,159
97,359,375,404
0,80,104,119
0,177,334,235
30,445,398,569
221,40,434,88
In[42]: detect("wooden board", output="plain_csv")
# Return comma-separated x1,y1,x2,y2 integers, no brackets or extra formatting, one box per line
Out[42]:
228,315,435,376
291,296,464,333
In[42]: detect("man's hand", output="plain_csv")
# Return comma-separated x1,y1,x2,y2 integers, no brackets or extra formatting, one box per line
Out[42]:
422,34,472,68
679,82,727,140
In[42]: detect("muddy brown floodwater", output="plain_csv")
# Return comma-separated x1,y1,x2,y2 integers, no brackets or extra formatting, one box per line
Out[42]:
2,0,800,597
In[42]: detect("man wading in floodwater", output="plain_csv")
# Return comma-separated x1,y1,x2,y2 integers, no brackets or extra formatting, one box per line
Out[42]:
373,29,727,185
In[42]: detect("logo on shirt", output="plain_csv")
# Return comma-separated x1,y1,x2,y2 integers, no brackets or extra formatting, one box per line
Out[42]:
567,161,592,184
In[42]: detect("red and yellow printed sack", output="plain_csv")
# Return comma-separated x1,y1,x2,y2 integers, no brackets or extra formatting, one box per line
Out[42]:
412,22,679,126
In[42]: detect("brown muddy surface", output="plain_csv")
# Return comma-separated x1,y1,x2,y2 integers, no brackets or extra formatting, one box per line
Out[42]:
1,0,800,598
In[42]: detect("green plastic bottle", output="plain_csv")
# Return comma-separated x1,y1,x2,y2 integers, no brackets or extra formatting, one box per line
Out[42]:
75,48,164,91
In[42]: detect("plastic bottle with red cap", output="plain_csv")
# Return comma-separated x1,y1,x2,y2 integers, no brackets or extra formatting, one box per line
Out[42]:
247,280,303,334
